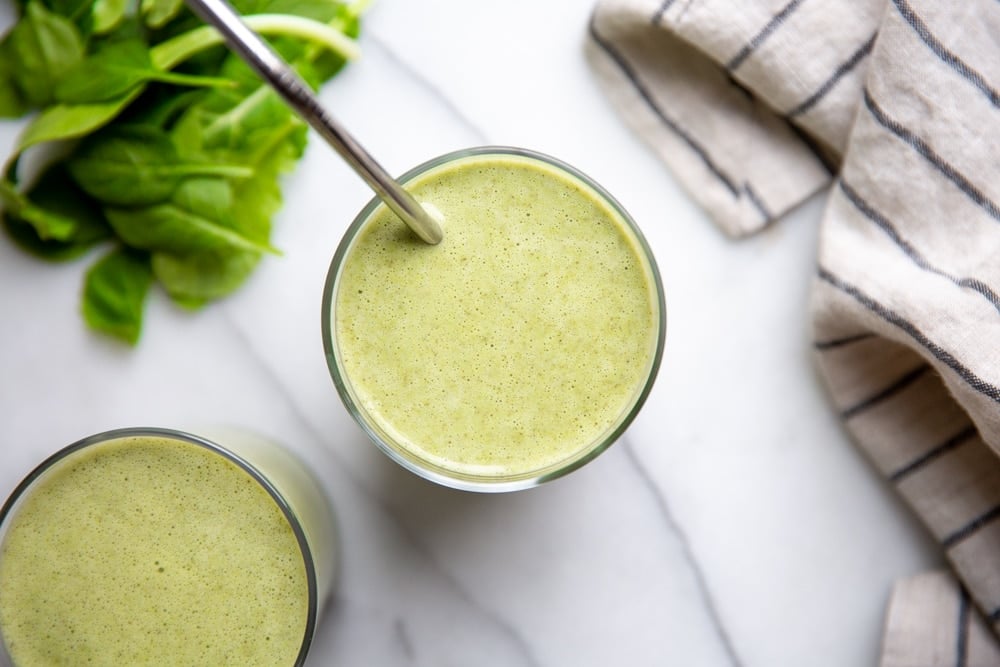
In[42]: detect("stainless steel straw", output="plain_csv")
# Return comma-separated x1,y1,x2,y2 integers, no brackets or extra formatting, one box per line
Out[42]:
184,0,443,245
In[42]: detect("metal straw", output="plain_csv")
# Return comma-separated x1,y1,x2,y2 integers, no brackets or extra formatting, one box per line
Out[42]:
184,0,443,245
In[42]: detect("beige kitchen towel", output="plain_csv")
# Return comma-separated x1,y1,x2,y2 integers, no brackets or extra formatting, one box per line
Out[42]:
882,571,1000,667
587,0,1000,664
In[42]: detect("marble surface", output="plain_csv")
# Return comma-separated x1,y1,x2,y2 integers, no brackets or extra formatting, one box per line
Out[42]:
0,0,944,664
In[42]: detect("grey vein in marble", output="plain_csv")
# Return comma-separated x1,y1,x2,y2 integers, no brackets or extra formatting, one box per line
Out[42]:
622,442,745,667
364,31,490,144
393,616,416,662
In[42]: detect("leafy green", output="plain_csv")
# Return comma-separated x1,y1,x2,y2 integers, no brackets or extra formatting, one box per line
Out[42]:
105,177,278,255
42,0,94,23
153,248,260,304
82,247,153,344
90,0,127,34
13,89,140,155
7,1,85,107
0,0,366,343
140,0,183,29
0,175,79,241
68,125,252,206
2,164,110,259
0,46,29,118
55,38,235,104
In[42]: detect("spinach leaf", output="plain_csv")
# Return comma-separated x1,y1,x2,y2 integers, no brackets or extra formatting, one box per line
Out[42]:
82,247,153,345
153,247,261,303
153,111,305,300
177,41,311,154
169,54,306,232
90,14,145,45
234,0,345,23
13,89,140,155
104,178,279,255
54,38,235,104
120,87,206,129
1,164,110,260
91,0,127,34
1,0,366,343
7,1,85,107
41,0,93,23
0,177,78,241
143,35,322,304
68,125,252,206
140,0,184,29
0,39,29,118
229,117,306,242
305,2,360,82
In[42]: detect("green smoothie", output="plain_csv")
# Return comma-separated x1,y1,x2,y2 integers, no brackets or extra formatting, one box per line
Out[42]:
0,435,310,666
329,150,663,484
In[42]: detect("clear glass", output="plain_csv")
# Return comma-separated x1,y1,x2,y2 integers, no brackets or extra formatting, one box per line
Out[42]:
322,146,667,492
0,427,337,667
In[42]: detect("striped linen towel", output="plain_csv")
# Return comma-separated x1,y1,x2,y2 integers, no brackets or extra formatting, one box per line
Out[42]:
587,0,1000,664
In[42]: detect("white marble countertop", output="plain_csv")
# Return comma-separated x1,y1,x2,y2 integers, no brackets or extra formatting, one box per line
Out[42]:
0,0,944,664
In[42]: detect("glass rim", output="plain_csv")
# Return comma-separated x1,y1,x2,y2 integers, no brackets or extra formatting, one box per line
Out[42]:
0,426,319,666
322,145,667,492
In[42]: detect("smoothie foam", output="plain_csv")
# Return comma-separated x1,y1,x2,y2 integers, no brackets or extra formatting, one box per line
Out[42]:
332,152,661,480
0,435,309,666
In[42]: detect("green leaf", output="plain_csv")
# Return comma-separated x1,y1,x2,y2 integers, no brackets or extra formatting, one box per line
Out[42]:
149,12,359,73
54,38,235,104
177,40,321,151
90,14,145,45
229,118,306,242
105,178,279,255
91,0,127,34
305,2,359,82
119,87,206,129
0,177,78,241
232,0,346,23
153,248,261,302
1,164,111,259
0,0,369,344
140,0,184,28
200,84,293,150
147,115,307,303
42,0,93,22
14,89,140,155
82,247,153,345
7,1,85,107
68,126,252,206
0,42,29,118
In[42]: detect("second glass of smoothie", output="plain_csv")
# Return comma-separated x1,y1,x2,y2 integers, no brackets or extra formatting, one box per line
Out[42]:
0,427,337,666
322,147,666,492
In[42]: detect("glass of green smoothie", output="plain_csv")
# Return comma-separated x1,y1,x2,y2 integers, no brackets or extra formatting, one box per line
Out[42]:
322,147,666,492
0,427,336,666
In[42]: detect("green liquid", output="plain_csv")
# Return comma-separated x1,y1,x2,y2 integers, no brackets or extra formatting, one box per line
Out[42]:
334,153,660,479
0,436,309,666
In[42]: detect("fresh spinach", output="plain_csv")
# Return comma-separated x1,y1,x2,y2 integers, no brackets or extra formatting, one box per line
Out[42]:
13,88,140,155
104,177,278,256
6,2,85,107
152,247,260,304
55,38,233,104
2,165,111,260
140,0,183,28
0,48,28,118
82,246,153,345
0,0,365,343
68,125,252,206
90,0,127,33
